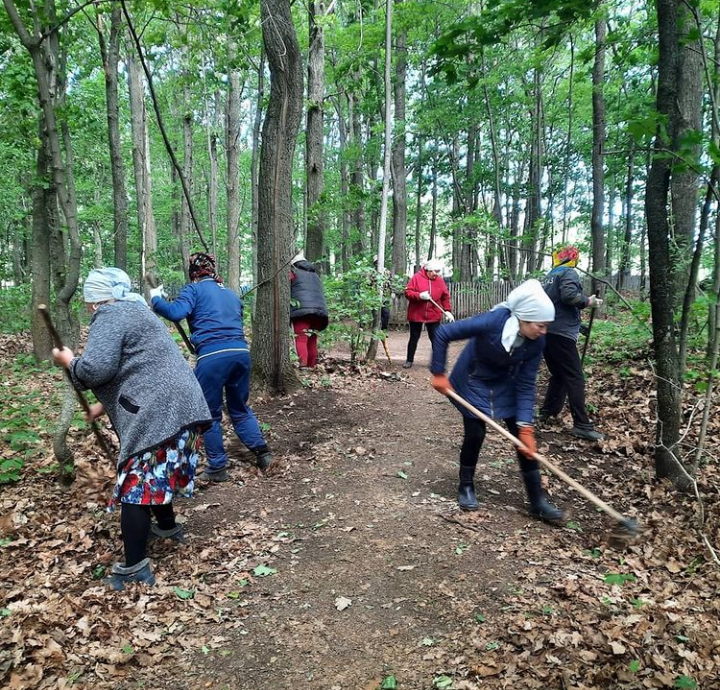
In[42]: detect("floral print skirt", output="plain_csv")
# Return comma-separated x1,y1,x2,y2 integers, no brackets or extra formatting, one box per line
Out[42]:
109,427,203,509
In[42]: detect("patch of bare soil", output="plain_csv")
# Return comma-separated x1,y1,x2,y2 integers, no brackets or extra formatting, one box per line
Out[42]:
2,329,719,690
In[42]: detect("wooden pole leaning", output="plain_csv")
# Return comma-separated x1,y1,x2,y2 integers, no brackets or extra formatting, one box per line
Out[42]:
38,305,114,460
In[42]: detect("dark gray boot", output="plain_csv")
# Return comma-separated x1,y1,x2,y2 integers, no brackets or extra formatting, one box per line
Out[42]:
458,464,479,511
105,557,156,591
522,470,564,525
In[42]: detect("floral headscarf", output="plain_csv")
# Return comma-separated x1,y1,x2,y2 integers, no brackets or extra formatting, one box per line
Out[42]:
189,252,223,283
552,246,580,268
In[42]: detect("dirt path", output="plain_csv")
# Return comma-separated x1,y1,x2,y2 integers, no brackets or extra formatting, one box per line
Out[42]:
160,330,612,690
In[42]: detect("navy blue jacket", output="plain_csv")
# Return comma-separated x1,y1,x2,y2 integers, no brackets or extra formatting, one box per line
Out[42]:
431,308,545,424
151,278,248,356
542,266,589,341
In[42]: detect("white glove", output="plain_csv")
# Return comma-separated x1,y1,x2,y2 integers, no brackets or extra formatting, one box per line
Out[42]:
149,285,166,301
419,291,431,301
588,295,603,308
444,311,455,323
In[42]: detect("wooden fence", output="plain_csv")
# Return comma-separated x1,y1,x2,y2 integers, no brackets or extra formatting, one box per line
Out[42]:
388,275,644,326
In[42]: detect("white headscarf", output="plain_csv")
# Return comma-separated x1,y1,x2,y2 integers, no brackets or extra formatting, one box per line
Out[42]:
424,259,442,272
492,279,555,352
291,250,306,265
83,268,147,306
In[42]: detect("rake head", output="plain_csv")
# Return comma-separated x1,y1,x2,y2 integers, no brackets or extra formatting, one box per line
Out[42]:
607,517,641,549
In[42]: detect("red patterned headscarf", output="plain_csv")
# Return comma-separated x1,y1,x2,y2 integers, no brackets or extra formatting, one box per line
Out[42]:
552,246,579,268
189,252,223,283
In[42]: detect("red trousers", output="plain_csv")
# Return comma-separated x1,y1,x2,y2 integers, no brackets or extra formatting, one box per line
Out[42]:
292,316,323,367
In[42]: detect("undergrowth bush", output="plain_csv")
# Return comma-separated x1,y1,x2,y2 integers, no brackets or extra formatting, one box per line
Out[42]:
322,262,404,362
0,284,32,333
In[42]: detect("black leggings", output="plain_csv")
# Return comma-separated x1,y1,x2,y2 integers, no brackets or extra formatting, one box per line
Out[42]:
406,321,439,363
460,416,535,474
120,503,176,567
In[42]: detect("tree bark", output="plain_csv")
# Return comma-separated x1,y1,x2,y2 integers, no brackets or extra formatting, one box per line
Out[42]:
390,1,407,278
646,0,684,484
254,0,304,393
251,49,265,287
305,0,326,266
98,4,128,271
127,48,157,287
226,41,242,291
591,17,607,293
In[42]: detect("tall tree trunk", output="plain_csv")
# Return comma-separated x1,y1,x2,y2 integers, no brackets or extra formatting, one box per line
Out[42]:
367,0,394,362
591,17,607,293
179,77,193,273
305,0,326,265
617,146,635,292
251,50,266,286
5,0,82,354
562,35,575,244
254,0,304,393
332,90,351,273
671,0,703,306
349,92,366,254
390,1,407,278
30,124,52,362
127,49,157,286
226,41,242,291
646,0,684,484
97,4,128,271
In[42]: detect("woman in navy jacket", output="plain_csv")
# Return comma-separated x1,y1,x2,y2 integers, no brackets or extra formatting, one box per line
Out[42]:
430,279,564,523
151,253,273,481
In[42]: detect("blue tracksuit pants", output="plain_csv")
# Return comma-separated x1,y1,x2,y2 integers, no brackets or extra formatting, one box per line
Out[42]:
194,348,266,470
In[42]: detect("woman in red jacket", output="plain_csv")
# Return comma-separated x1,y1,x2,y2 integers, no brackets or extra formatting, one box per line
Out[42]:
403,259,453,369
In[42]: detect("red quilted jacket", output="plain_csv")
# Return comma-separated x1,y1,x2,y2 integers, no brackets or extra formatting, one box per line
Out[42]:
404,269,451,323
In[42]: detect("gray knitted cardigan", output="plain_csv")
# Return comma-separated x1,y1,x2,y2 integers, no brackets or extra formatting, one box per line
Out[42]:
69,301,211,466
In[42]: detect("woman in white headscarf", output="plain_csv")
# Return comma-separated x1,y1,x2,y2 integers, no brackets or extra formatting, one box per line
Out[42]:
429,280,564,523
52,268,211,590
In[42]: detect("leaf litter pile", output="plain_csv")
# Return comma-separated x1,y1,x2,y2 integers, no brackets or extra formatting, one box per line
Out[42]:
1,329,720,689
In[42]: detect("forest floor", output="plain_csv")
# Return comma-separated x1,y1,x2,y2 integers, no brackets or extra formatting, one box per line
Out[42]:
1,328,720,690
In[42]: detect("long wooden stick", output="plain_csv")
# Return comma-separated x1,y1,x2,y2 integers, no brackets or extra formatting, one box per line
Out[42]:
381,336,392,363
444,388,631,525
38,305,114,459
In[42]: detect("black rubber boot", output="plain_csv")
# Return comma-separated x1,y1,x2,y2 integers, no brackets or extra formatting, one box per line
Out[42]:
254,446,274,471
105,557,156,591
457,464,479,511
522,470,565,525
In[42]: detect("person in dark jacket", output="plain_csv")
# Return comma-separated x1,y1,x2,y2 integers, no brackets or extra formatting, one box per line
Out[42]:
52,268,212,590
290,251,329,369
539,246,605,441
151,252,274,482
430,279,564,523
403,259,454,369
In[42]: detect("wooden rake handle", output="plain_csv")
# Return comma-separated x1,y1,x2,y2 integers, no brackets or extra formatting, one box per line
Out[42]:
38,305,114,460
443,388,629,525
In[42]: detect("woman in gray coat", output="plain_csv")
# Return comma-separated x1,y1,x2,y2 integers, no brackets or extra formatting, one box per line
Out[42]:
52,268,211,590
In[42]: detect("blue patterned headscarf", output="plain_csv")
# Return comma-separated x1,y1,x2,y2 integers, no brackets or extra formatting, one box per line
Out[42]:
83,268,147,305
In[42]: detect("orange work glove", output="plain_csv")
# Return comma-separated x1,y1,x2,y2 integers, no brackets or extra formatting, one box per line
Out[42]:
431,374,453,394
518,425,537,459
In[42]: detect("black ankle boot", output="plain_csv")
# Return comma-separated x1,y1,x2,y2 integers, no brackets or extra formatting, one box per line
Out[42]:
458,464,478,511
522,470,564,524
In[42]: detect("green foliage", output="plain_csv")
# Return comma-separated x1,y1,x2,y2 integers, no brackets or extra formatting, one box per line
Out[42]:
0,285,32,333
322,261,404,362
1,353,56,483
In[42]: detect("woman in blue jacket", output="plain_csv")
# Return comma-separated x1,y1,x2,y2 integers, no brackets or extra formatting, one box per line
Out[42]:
430,279,564,523
151,253,273,481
